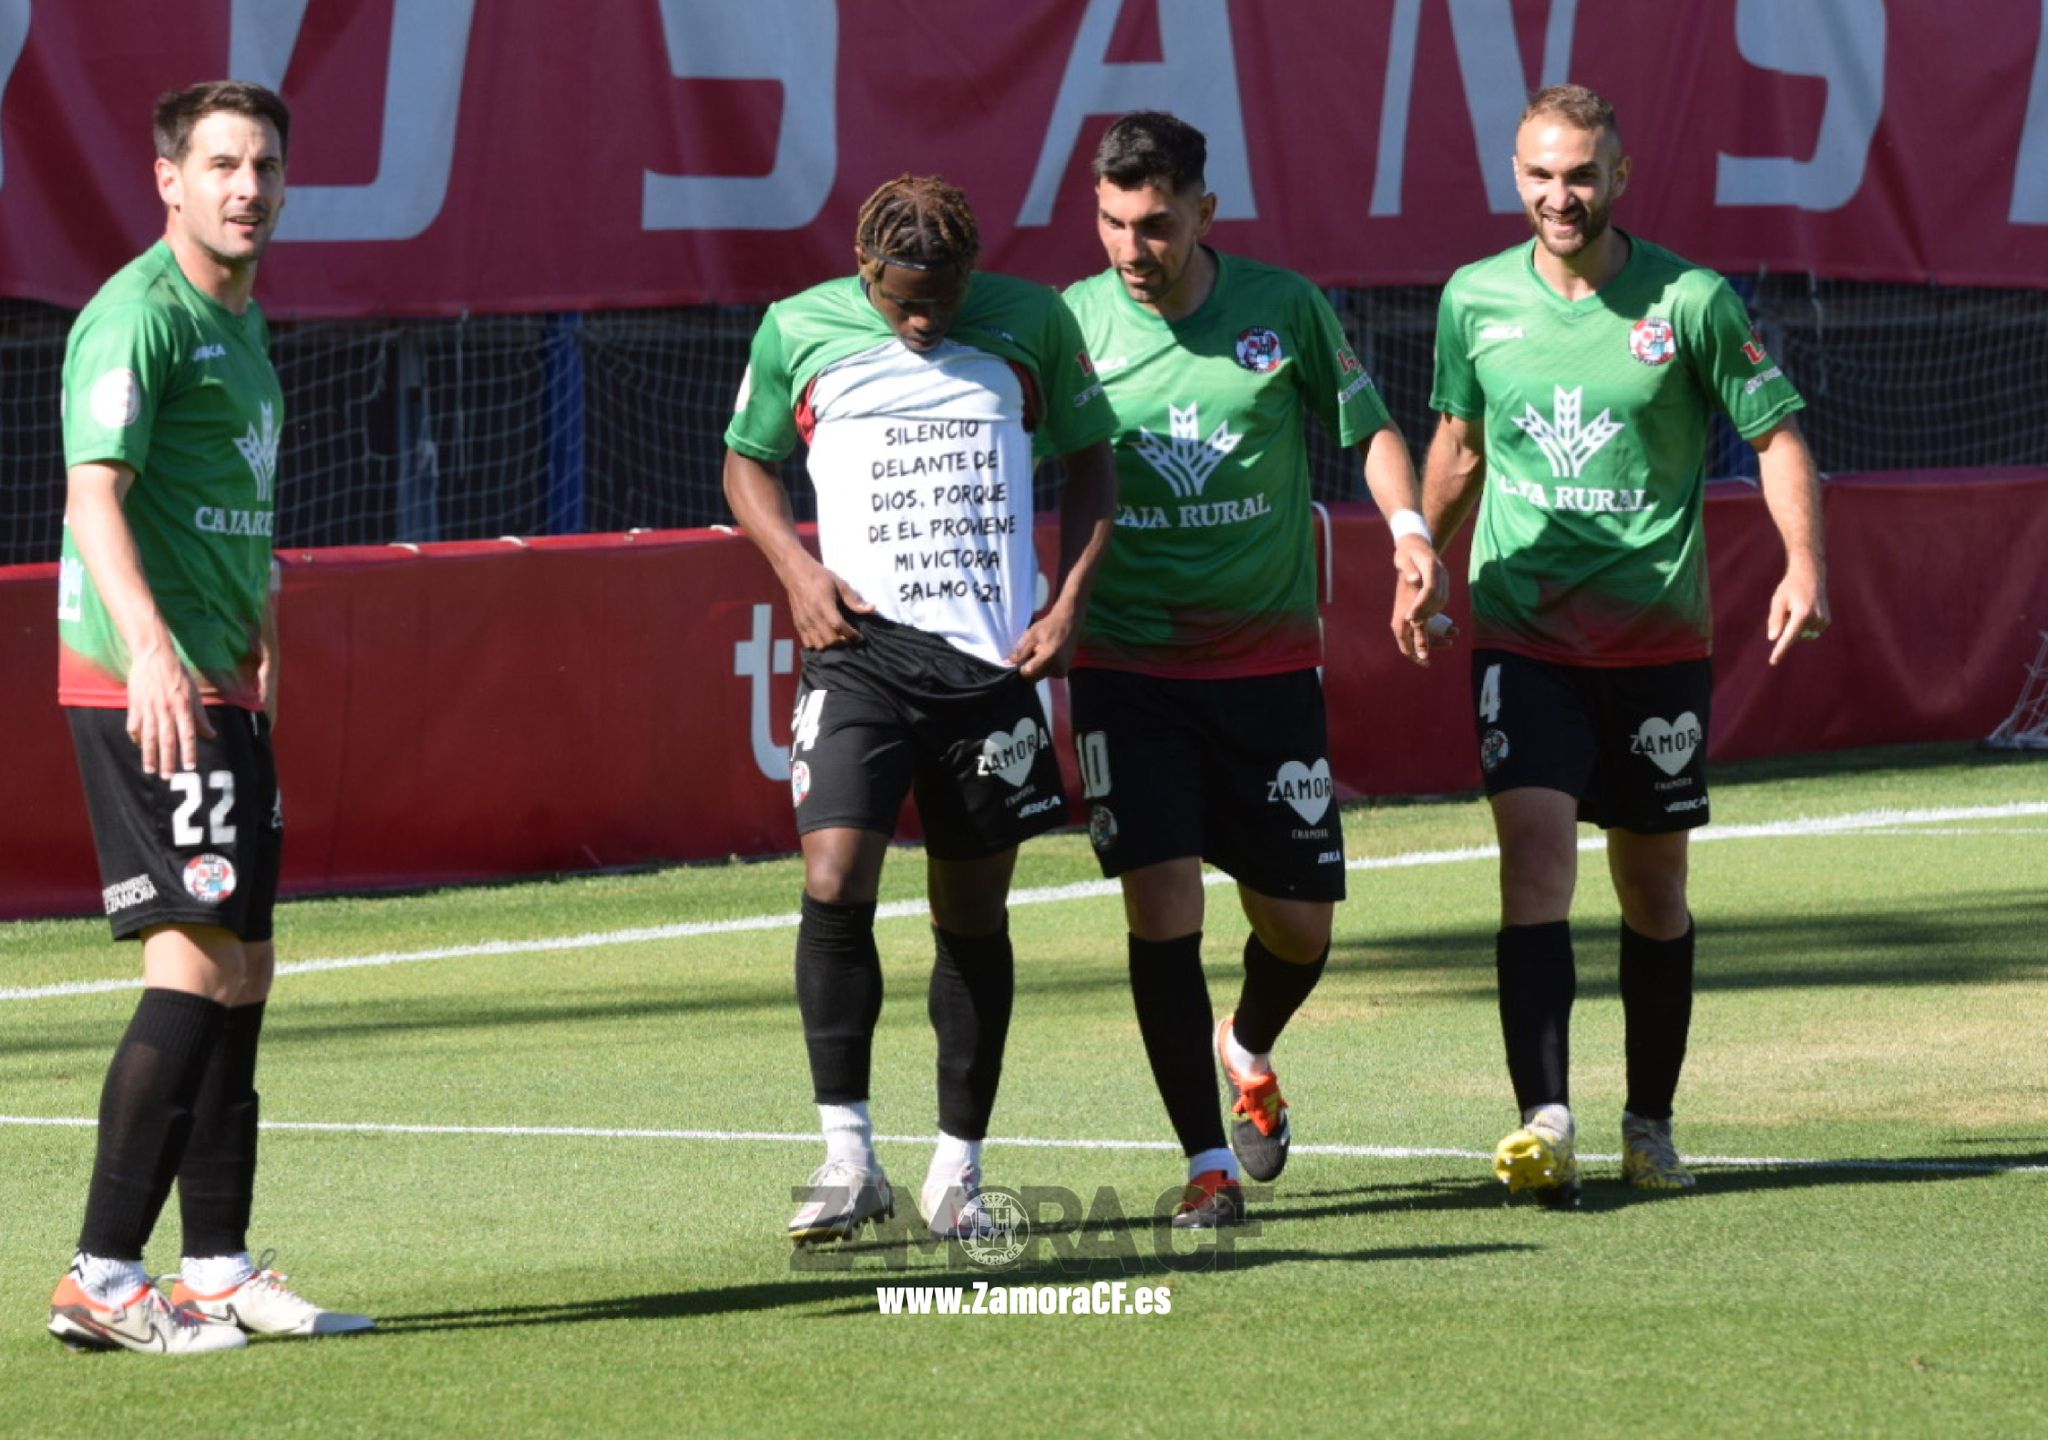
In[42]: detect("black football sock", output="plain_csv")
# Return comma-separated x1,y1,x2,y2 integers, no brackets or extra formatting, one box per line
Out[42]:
928,921,1015,1141
1619,918,1696,1121
1231,934,1328,1055
1128,933,1226,1157
1496,921,1575,1116
178,1001,266,1259
77,988,228,1261
795,894,884,1105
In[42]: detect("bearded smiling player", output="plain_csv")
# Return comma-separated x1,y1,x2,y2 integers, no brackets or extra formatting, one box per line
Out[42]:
1422,85,1829,1207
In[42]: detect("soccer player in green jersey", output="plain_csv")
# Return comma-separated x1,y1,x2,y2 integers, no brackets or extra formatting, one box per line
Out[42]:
49,82,371,1354
1422,85,1830,1207
1062,112,1447,1226
725,176,1117,1244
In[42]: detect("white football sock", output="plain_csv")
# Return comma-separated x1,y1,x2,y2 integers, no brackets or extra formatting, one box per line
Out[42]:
819,1101,877,1170
72,1251,148,1303
180,1251,256,1295
928,1132,981,1180
1223,1025,1271,1078
1524,1103,1575,1140
1186,1146,1239,1181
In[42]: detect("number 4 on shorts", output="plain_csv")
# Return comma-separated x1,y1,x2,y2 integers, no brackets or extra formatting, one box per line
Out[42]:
1479,663,1503,724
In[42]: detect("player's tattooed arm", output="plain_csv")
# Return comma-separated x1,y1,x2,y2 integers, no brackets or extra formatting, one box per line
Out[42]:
721,446,871,650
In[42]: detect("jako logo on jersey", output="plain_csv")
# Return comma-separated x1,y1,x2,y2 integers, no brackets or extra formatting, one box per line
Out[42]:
1479,323,1524,341
978,719,1046,787
182,853,238,904
1267,758,1333,824
1135,403,1242,499
1628,317,1678,366
1513,386,1624,479
192,344,228,362
235,401,280,502
1630,712,1702,777
1235,327,1284,373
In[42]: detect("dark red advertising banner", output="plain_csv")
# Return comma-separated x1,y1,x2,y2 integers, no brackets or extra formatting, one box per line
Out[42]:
1,1,2043,317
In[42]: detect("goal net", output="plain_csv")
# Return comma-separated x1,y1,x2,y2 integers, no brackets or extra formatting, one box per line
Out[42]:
1985,632,2048,751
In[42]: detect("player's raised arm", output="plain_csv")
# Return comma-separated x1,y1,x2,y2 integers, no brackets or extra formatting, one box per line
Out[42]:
1754,416,1830,666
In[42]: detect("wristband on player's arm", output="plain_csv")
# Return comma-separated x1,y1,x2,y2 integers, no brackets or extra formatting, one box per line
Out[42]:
1388,508,1434,546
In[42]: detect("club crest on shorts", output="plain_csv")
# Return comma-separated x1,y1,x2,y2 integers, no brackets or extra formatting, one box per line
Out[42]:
182,853,238,904
1480,728,1510,774
1088,804,1119,853
1235,327,1284,373
1629,317,1677,366
790,759,812,808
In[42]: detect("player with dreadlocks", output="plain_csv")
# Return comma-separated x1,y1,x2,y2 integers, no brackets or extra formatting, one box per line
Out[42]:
724,176,1117,1244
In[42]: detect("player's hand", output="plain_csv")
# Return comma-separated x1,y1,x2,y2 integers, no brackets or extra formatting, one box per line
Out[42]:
787,562,873,651
126,639,216,777
1006,604,1079,680
1389,535,1450,667
1765,567,1830,667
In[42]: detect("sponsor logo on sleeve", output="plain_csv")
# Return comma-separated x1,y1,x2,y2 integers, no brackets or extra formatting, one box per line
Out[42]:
1742,328,1769,365
89,368,143,428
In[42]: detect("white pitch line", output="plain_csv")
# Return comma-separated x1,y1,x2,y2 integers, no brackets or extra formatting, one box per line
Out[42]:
5,801,2044,1004
0,1113,2039,1175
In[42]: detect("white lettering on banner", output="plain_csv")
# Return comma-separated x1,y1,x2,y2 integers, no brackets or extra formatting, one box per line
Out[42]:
642,0,838,230
1019,0,1253,226
734,603,796,781
1372,0,1579,216
1715,0,1886,211
2012,0,2048,224
0,0,27,191
233,0,475,242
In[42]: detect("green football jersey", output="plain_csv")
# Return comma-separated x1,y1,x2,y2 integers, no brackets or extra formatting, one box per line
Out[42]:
58,240,282,710
1431,233,1804,664
726,271,1114,664
1064,250,1391,676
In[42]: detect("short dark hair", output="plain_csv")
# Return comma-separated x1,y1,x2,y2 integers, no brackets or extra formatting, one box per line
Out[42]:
1520,84,1619,145
154,81,292,164
1091,111,1206,195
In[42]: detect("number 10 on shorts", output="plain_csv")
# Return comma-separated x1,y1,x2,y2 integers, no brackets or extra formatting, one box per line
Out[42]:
1077,731,1111,799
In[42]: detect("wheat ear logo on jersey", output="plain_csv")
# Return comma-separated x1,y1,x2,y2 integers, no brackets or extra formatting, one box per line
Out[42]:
236,402,280,502
1135,404,1242,498
1513,386,1624,479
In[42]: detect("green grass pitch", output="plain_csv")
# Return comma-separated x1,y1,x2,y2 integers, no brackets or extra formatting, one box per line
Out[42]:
1,743,2043,1436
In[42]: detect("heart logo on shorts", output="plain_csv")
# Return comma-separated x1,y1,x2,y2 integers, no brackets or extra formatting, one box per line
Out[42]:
1633,712,1702,777
1270,759,1334,824
980,719,1045,788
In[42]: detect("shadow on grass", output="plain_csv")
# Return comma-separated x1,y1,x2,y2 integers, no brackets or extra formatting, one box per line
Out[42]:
1335,891,2048,997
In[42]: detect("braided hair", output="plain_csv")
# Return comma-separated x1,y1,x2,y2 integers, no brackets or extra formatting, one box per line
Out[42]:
855,174,980,279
